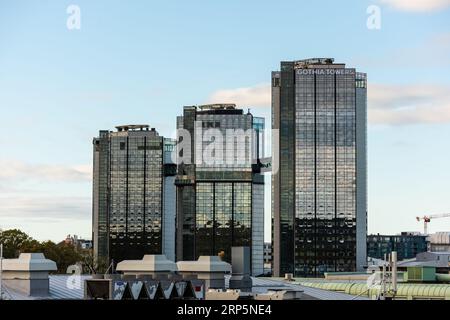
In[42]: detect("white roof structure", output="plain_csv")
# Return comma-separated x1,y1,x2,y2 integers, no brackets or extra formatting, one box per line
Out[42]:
2,275,92,300
2,253,57,272
116,254,178,273
177,256,232,273
1,274,368,300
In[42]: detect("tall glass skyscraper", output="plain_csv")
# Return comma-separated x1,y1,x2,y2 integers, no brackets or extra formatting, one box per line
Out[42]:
175,104,265,275
92,125,176,265
272,58,367,277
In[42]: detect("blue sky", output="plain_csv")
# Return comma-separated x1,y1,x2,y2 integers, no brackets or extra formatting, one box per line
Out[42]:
1,0,450,242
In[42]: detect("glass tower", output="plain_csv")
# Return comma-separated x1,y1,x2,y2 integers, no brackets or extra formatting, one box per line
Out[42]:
272,59,367,277
175,104,265,275
92,125,176,264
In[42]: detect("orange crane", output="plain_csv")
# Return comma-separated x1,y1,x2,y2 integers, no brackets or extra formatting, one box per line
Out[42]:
416,213,450,234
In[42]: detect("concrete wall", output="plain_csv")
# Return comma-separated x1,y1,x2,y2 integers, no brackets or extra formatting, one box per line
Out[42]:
163,175,176,261
3,279,50,297
252,183,264,276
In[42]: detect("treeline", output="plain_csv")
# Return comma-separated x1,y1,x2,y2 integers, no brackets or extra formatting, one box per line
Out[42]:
0,229,106,274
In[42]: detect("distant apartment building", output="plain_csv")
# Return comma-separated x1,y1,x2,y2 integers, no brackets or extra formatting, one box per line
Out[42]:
263,242,272,275
367,232,429,261
175,104,265,275
429,232,450,252
79,240,93,250
263,242,272,264
397,251,450,274
272,58,367,277
63,234,92,250
92,125,176,264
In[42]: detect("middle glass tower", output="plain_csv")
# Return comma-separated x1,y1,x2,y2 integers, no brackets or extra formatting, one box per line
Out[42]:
175,104,265,276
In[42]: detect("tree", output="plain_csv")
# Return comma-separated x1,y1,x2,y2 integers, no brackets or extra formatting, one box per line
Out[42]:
81,249,109,274
0,229,36,258
0,229,83,273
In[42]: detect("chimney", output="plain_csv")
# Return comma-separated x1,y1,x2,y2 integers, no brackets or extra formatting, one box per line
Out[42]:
177,256,231,290
115,254,178,278
1,253,57,297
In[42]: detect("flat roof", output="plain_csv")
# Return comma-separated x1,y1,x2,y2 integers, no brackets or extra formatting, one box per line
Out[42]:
115,124,149,131
2,275,368,300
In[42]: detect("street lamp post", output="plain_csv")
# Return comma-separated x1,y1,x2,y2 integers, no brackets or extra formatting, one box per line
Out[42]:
0,228,3,300
0,243,3,300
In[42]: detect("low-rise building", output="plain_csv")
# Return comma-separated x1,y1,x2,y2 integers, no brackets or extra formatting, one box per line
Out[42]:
63,234,92,250
263,243,272,275
429,232,450,252
263,243,272,264
92,125,177,264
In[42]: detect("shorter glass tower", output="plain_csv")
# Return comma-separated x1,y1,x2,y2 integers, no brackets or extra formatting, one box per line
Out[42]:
92,125,176,264
367,233,428,261
272,59,367,277
175,104,265,275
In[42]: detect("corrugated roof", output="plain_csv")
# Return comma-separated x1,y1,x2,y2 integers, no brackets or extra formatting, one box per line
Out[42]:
49,275,91,299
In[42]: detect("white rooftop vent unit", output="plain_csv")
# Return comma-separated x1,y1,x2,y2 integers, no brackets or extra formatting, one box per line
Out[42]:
1,253,57,297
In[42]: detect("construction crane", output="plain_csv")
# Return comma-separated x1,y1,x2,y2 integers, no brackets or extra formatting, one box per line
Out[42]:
416,213,450,235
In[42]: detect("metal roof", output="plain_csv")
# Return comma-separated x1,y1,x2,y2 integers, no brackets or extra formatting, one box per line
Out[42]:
115,125,149,131
298,281,450,300
49,275,91,299
2,275,91,300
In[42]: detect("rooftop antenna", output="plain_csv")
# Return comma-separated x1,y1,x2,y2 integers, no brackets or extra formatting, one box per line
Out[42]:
104,259,115,275
391,251,397,296
380,251,397,300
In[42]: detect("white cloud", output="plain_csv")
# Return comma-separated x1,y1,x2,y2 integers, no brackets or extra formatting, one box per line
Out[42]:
380,0,450,12
0,195,91,220
368,84,450,125
206,83,271,108
0,161,92,182
352,32,450,69
0,161,92,240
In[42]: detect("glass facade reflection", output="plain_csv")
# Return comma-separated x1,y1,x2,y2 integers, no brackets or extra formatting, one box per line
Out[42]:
194,182,252,261
367,233,428,261
176,104,265,275
272,59,367,277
